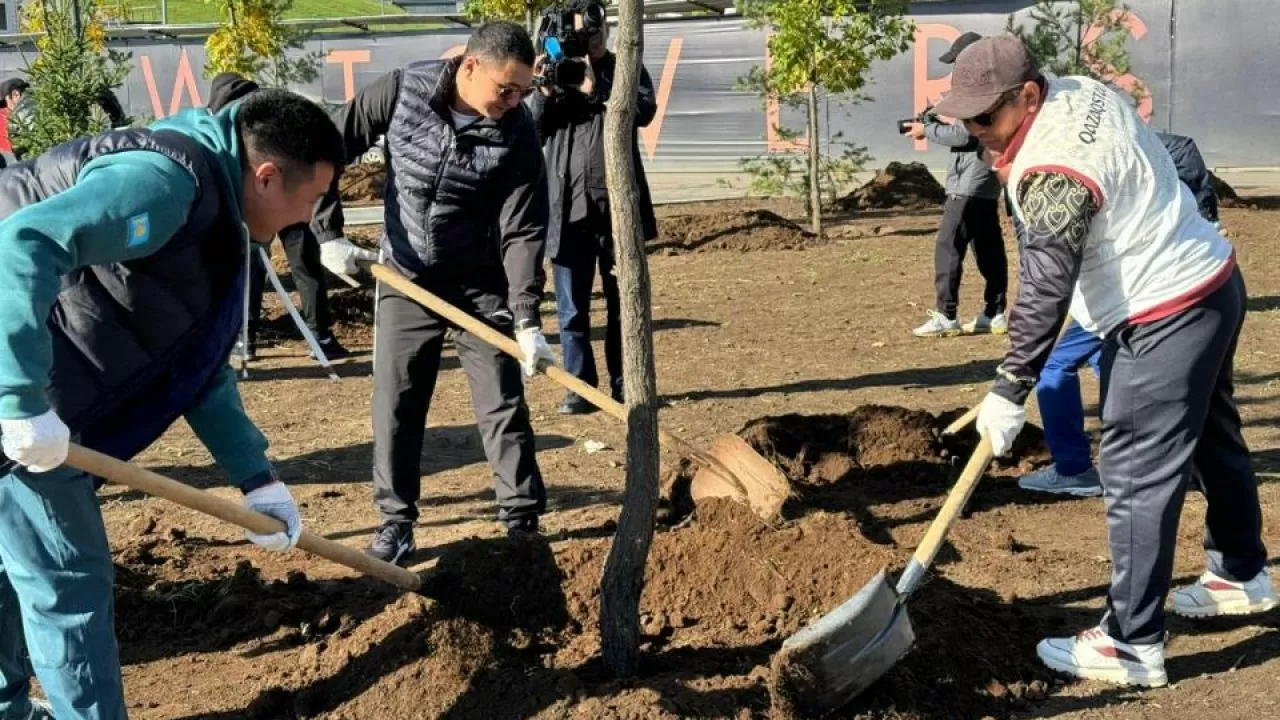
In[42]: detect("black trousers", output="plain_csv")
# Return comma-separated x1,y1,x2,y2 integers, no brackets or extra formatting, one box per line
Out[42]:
1098,268,1267,644
371,279,545,526
248,223,332,339
934,195,1007,319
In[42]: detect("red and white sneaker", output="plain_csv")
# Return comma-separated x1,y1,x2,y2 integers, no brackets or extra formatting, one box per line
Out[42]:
1036,627,1168,687
1171,567,1278,618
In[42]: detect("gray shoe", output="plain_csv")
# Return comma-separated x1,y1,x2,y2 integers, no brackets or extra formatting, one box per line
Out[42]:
1018,466,1103,497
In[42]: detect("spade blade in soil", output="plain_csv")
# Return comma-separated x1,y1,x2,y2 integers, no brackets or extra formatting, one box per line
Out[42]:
769,568,914,718
690,434,790,522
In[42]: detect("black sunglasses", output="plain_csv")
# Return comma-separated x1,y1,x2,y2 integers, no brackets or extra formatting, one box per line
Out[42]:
969,88,1023,127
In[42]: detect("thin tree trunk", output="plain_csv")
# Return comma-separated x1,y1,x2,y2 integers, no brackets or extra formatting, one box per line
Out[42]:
598,0,660,679
806,78,822,236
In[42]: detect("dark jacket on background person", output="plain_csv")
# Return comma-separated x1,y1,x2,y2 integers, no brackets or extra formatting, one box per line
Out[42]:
314,58,548,328
923,120,1001,199
527,51,658,260
208,72,262,113
1156,132,1219,223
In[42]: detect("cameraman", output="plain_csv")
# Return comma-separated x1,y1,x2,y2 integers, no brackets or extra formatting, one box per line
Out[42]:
528,0,658,414
905,31,1008,339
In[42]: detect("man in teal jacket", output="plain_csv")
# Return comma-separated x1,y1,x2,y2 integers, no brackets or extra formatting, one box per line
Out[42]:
0,88,344,719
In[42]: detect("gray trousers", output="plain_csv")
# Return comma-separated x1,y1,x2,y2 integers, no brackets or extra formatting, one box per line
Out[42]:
1098,268,1267,644
371,280,545,526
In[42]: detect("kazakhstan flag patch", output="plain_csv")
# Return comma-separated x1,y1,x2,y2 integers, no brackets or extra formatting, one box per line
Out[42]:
127,213,151,248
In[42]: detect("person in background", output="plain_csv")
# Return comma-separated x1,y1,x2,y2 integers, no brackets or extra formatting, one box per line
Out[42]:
527,0,658,413
907,31,1008,338
208,71,360,361
0,79,29,165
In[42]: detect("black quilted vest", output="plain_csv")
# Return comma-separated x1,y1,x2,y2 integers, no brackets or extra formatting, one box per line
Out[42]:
0,128,244,466
382,58,535,281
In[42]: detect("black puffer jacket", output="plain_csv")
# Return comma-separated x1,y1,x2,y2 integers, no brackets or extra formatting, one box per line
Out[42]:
315,58,549,329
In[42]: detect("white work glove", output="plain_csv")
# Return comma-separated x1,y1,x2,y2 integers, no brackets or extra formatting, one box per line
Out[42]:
975,392,1026,458
515,327,556,377
243,482,303,552
319,236,378,276
0,409,70,473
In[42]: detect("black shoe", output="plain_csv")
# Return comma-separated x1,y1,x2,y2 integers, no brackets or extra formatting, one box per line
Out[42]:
364,522,415,565
558,394,597,415
310,335,350,360
504,517,540,541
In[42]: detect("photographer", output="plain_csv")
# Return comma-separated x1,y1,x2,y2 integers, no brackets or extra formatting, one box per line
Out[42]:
528,0,658,414
905,31,1008,339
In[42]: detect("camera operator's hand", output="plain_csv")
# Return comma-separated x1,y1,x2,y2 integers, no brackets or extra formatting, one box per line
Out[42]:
906,122,926,140
577,55,597,98
534,54,554,95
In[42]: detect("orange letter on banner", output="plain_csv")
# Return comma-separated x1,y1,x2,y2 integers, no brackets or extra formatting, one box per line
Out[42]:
639,37,682,161
912,24,960,152
327,50,371,102
764,39,806,152
1082,10,1153,122
140,50,203,118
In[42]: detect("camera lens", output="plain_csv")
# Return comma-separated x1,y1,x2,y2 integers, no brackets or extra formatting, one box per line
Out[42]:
584,4,604,27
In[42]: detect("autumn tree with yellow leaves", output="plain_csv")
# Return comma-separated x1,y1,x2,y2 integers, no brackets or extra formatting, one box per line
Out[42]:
204,0,322,87
10,0,132,158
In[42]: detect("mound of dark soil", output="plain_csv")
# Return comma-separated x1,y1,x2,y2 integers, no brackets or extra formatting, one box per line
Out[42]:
112,404,1056,720
651,209,825,254
840,162,947,211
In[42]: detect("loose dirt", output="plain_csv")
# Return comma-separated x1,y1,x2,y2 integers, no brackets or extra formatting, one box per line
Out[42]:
338,163,387,206
111,405,1055,720
651,207,824,254
840,162,948,211
111,192,1280,720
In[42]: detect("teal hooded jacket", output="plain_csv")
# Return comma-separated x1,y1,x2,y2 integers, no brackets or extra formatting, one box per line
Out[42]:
0,105,275,489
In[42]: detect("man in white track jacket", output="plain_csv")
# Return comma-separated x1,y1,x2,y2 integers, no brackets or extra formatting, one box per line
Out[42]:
937,35,1276,688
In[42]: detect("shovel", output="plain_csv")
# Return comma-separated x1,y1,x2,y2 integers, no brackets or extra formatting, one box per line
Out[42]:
65,443,422,592
769,436,994,717
365,262,791,522
941,403,980,436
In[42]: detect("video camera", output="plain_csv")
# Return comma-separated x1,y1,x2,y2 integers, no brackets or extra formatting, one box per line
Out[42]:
535,1,606,90
896,105,939,134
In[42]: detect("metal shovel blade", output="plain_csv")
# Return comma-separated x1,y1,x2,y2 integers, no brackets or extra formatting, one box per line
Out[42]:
769,568,915,718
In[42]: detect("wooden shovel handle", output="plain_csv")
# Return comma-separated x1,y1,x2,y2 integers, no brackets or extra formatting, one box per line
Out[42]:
65,444,422,591
894,436,994,597
368,262,706,460
942,404,981,435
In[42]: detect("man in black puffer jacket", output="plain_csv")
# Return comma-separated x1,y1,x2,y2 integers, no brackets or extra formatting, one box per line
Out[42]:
314,21,554,563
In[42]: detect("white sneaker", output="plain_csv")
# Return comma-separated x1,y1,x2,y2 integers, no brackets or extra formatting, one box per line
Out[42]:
1037,626,1167,687
913,310,962,338
1171,567,1278,618
963,312,1008,335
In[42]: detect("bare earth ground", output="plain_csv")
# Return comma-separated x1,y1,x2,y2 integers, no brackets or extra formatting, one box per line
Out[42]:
98,190,1280,720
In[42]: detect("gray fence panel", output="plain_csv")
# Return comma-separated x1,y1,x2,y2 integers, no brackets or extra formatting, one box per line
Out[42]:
0,0,1272,169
